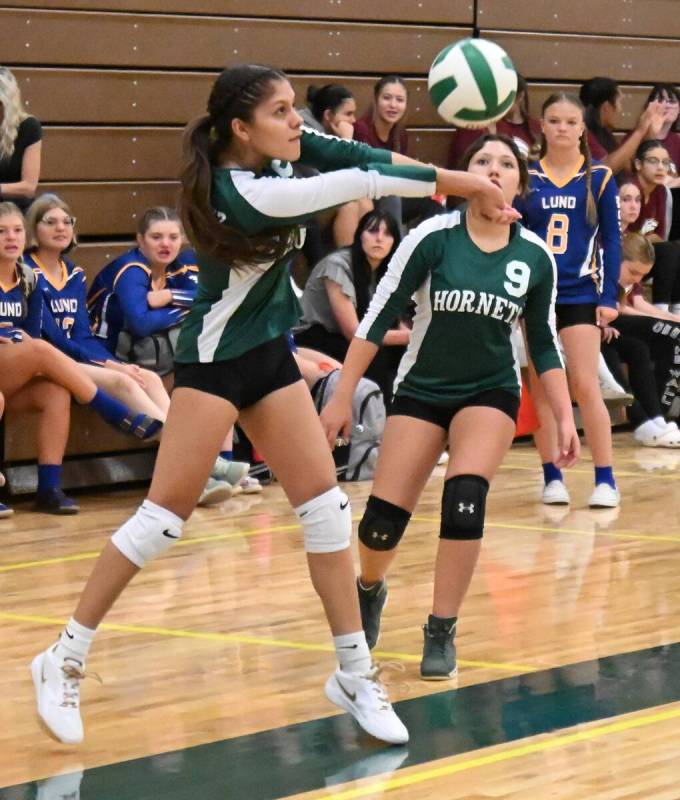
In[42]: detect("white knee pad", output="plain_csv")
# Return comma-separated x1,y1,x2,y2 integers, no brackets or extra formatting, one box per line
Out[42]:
294,486,352,554
111,499,184,568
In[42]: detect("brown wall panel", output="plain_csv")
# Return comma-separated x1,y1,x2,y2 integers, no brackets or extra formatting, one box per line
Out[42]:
478,0,680,38
42,127,182,180
0,9,470,73
71,242,134,277
38,181,179,235
407,129,451,167
14,68,654,131
489,31,680,84
1,0,473,24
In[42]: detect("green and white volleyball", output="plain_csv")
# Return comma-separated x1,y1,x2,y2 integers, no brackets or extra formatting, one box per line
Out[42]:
428,38,518,128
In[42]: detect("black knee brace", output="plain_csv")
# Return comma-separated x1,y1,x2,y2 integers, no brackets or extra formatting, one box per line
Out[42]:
358,495,411,551
440,474,489,540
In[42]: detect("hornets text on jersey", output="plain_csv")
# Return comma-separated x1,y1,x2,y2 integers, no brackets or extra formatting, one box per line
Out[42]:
0,261,42,338
87,247,198,354
356,211,563,405
520,157,621,307
24,252,114,365
174,127,437,364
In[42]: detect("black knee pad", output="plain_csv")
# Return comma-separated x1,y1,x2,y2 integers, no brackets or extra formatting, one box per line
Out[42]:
440,474,489,540
358,495,411,551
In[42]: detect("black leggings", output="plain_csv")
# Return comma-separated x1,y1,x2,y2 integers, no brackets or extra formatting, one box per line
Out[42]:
649,241,680,305
604,314,680,422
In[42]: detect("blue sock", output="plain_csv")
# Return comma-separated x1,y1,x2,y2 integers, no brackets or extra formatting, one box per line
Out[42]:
542,462,563,485
37,464,61,494
594,466,616,489
219,450,233,461
88,388,131,426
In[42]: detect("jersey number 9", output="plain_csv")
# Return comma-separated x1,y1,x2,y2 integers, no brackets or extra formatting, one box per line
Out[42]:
504,261,531,298
546,213,569,255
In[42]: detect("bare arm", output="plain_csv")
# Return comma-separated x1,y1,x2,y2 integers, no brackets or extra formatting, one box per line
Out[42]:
0,141,41,199
325,280,411,346
628,294,680,322
146,289,173,308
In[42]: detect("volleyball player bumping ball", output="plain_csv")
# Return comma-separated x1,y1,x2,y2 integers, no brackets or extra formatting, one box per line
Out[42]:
31,62,521,747
322,39,579,680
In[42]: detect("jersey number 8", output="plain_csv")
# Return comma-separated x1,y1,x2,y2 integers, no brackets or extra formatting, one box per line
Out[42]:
546,213,569,255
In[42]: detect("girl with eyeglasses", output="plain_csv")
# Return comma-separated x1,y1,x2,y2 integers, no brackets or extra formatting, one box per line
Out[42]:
629,139,680,314
0,203,164,514
642,84,680,175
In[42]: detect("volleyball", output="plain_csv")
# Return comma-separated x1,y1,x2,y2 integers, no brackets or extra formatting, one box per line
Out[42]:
428,38,518,128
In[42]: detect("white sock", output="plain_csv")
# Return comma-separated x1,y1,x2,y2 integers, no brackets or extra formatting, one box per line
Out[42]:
655,302,670,312
53,617,96,665
334,631,372,674
635,419,660,440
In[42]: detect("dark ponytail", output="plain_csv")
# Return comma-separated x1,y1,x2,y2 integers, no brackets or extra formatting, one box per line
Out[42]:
179,64,297,267
350,210,401,318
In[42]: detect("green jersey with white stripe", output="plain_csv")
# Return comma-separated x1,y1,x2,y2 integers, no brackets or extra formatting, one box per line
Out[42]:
175,127,436,363
356,211,562,405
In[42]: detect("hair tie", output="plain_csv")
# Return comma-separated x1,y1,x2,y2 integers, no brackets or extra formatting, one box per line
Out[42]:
209,125,218,143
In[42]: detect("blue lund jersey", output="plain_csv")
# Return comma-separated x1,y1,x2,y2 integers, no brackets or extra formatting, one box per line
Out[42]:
0,262,42,338
24,253,114,365
87,247,199,353
356,212,563,405
520,157,621,307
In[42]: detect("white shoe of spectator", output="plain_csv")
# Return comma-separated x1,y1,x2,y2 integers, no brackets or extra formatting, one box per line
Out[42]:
238,475,263,494
634,420,680,448
437,451,449,466
197,477,233,506
211,457,250,486
589,483,620,508
542,480,570,505
598,355,633,402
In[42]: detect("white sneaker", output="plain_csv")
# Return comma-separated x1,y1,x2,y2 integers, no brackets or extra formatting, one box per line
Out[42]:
197,477,233,506
635,425,680,448
36,768,84,800
238,475,263,494
589,483,620,508
211,457,250,485
31,647,85,744
542,480,570,505
325,666,408,745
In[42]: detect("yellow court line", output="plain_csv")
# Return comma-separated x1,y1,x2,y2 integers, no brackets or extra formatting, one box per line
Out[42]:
303,705,680,800
412,516,680,544
0,522,301,573
0,612,535,673
500,462,680,481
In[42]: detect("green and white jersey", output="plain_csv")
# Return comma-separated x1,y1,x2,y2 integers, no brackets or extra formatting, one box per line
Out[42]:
356,211,562,405
175,127,436,363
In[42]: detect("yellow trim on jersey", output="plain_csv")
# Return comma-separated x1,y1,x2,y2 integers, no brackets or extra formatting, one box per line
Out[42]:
596,166,614,199
538,155,585,188
30,254,70,291
112,261,150,289
166,264,198,279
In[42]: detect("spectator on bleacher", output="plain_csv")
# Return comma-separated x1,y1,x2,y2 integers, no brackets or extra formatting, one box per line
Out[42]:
641,84,680,175
300,84,357,139
23,194,171,424
521,92,621,508
601,232,680,442
0,203,163,513
354,75,443,228
299,84,372,252
87,206,252,500
88,207,196,364
446,75,540,169
0,67,41,212
295,209,407,401
579,76,666,175
619,179,642,233
629,140,680,313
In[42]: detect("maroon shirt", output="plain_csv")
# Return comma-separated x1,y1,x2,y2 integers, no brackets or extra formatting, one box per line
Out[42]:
587,130,609,161
446,118,540,168
353,118,408,155
659,131,680,174
629,178,670,240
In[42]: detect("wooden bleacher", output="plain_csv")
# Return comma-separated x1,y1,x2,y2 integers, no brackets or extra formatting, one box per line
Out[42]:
3,0,674,490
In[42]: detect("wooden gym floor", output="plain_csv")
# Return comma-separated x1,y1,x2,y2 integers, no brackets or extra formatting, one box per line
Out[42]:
2,432,680,799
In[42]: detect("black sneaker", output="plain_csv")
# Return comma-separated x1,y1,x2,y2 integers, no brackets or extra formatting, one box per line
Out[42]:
35,489,80,515
420,615,457,680
357,578,387,649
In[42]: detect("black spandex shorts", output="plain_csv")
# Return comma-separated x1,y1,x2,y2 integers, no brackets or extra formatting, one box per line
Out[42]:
173,335,302,410
555,302,597,330
387,388,520,431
